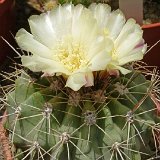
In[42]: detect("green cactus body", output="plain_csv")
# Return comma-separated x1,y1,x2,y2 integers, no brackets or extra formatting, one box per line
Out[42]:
3,69,160,160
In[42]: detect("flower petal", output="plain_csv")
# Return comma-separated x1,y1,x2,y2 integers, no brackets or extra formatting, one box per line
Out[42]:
89,38,113,71
21,55,68,75
72,5,98,46
107,64,131,75
49,4,73,36
29,4,74,48
16,29,52,58
66,73,89,91
21,56,42,72
115,18,142,49
118,47,146,65
116,33,143,59
89,3,125,40
89,3,111,29
116,66,131,74
105,9,126,40
84,72,94,87
28,13,57,48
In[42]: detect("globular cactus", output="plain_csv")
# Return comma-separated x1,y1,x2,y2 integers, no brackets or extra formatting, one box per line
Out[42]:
2,66,160,160
1,2,160,160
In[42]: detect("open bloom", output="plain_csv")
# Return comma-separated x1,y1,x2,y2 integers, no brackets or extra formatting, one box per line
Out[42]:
89,3,147,74
15,3,147,91
15,4,112,91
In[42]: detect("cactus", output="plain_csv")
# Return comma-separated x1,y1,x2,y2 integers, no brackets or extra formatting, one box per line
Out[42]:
0,65,159,160
1,2,160,160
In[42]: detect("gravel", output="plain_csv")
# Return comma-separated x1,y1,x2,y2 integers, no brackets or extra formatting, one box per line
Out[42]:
143,0,160,24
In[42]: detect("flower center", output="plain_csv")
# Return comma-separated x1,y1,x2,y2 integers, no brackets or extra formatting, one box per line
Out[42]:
111,48,118,61
57,42,88,73
103,28,110,36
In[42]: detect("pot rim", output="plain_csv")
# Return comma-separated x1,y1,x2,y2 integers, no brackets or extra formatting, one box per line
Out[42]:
142,22,160,29
0,0,5,3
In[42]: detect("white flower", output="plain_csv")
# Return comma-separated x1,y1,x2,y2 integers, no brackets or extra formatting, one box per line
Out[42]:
16,3,147,90
15,4,112,91
89,3,147,74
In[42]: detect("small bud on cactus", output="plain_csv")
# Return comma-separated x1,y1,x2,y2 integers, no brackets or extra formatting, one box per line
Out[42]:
1,3,160,160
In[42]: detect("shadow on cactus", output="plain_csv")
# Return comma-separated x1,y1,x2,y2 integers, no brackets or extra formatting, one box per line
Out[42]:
1,3,160,160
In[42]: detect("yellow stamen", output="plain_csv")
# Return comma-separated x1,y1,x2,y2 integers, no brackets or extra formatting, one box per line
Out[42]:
57,42,88,73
